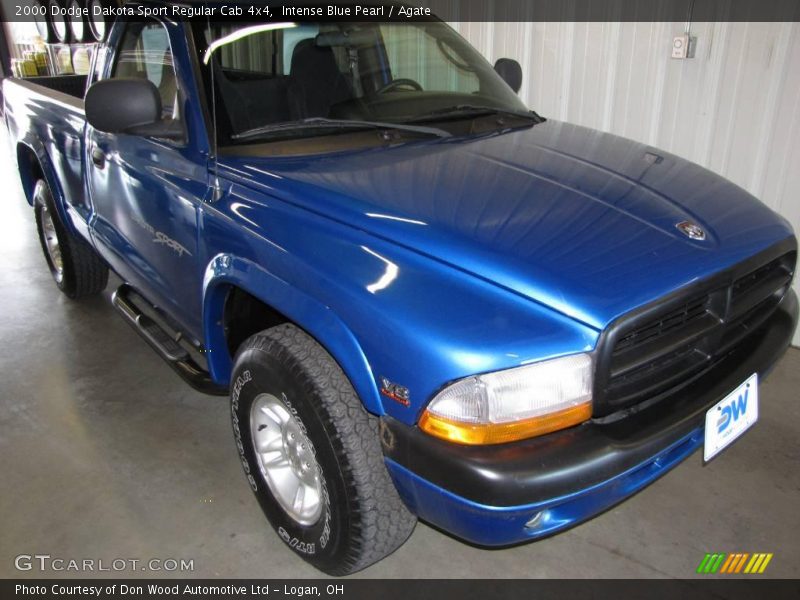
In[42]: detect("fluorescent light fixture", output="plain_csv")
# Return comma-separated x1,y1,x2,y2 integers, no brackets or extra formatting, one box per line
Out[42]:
204,23,299,65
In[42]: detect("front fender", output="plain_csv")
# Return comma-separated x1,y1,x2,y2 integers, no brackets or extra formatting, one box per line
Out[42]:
202,254,384,415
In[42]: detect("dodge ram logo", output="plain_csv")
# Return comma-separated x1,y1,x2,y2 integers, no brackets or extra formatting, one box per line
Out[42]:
676,220,707,240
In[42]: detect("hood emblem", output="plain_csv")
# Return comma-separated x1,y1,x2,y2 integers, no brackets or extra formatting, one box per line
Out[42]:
676,220,706,241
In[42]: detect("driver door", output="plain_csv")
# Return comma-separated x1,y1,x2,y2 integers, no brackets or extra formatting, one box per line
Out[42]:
87,19,210,338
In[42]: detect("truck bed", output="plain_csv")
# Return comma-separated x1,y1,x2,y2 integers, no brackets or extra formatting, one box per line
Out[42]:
3,76,88,230
22,75,88,99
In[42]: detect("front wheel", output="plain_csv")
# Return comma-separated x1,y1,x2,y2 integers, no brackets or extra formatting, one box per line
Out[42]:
230,324,416,575
34,179,108,299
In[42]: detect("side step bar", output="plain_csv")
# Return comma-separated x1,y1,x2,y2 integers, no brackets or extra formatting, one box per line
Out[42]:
111,284,228,396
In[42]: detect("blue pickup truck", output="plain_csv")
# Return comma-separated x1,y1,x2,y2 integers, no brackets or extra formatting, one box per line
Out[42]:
4,4,798,575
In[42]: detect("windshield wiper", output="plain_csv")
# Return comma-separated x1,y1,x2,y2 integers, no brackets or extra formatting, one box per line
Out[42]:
231,117,451,141
406,105,544,124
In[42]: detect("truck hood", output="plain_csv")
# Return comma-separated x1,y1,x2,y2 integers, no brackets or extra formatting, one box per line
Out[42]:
223,120,794,330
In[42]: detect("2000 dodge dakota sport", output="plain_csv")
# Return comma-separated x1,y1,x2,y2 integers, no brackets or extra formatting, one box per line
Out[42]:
4,1,797,575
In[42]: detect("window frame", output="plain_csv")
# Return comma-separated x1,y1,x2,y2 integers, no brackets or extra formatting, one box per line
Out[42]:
103,17,188,146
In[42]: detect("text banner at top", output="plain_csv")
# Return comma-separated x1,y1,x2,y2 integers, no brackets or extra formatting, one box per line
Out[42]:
3,0,800,23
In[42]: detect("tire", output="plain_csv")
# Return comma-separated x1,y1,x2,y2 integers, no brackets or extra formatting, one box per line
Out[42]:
33,1,58,43
67,0,89,43
34,179,108,299
86,0,110,42
47,0,71,44
231,324,416,575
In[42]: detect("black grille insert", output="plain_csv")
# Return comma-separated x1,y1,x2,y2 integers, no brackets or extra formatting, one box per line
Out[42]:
613,296,710,355
593,245,796,416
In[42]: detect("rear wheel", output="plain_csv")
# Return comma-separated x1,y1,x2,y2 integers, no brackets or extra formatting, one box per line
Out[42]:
231,324,416,575
34,179,108,299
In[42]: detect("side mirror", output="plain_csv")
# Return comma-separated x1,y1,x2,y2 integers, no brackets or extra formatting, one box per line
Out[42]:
85,78,182,140
494,58,522,94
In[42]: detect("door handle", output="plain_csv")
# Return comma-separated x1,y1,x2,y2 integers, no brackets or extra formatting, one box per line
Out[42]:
91,146,106,169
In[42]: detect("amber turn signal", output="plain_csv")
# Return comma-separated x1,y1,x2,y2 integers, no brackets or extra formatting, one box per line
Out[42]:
419,401,592,445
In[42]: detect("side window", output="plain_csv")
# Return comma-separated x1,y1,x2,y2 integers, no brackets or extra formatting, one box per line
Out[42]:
88,45,107,87
215,27,282,75
112,21,179,121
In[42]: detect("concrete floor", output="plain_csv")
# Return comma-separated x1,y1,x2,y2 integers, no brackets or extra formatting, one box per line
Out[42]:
0,137,798,580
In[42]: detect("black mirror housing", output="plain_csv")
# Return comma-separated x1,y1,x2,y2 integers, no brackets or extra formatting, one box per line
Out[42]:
494,58,523,94
85,78,162,134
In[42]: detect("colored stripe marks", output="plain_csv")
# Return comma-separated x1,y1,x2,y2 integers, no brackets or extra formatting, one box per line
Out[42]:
697,553,773,574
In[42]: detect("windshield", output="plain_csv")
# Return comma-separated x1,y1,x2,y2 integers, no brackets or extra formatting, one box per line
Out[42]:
195,20,534,147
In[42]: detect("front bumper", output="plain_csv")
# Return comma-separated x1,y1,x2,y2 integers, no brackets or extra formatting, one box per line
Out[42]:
380,289,798,546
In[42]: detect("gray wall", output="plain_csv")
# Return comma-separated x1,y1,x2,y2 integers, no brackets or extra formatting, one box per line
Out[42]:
452,21,800,345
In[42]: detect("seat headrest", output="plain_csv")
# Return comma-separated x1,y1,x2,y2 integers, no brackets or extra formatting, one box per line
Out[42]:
290,38,340,83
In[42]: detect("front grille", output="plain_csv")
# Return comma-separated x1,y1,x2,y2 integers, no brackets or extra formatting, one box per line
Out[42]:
593,246,796,416
612,296,709,354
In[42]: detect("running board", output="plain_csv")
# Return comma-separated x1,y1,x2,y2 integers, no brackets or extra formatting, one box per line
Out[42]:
111,285,227,396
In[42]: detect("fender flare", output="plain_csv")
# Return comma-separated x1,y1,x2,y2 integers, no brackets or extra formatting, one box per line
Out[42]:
16,137,79,238
202,254,385,416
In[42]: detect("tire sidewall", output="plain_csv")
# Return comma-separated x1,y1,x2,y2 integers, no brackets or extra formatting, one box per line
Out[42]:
67,0,89,43
48,0,71,44
231,345,350,571
86,0,109,42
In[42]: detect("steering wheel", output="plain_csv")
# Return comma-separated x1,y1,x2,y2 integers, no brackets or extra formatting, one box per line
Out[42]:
376,78,423,94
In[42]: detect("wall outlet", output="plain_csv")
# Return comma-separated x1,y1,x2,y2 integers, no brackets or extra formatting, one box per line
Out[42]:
672,35,697,59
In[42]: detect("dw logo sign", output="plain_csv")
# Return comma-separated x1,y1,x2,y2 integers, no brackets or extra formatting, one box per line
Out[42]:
717,383,750,434
704,373,758,462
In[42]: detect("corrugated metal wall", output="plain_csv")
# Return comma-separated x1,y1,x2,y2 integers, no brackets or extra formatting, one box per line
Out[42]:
452,21,800,346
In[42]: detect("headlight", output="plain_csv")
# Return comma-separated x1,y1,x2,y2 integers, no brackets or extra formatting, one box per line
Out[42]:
419,353,593,445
